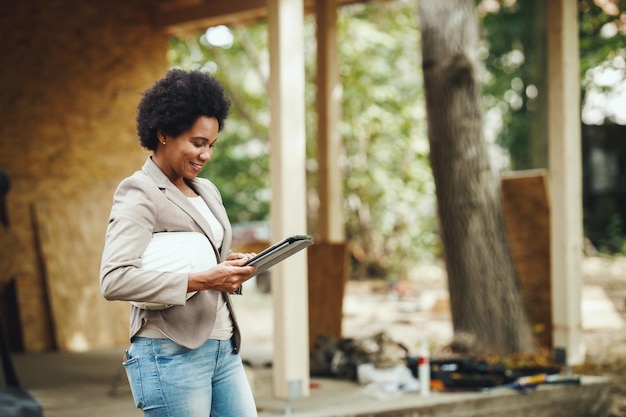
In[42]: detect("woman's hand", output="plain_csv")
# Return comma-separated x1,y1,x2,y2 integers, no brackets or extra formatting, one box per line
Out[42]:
226,251,256,262
187,256,257,294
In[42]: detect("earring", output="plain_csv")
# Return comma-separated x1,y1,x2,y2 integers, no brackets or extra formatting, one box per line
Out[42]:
162,141,166,144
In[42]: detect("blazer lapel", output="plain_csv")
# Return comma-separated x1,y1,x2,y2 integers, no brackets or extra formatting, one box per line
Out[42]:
166,185,218,243
141,158,220,253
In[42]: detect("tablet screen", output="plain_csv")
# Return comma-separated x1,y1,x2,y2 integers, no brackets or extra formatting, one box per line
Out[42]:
245,234,313,276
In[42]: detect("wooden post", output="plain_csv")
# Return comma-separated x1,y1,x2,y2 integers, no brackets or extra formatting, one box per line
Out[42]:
547,0,585,365
308,0,348,351
267,0,310,401
316,0,344,243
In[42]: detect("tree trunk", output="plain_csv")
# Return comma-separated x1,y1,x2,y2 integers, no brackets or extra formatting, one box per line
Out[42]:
418,0,534,355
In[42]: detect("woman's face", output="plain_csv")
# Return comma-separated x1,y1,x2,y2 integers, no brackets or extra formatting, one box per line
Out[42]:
155,116,219,184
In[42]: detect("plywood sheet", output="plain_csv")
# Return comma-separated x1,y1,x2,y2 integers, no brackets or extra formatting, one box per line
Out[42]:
307,242,348,349
501,170,552,349
33,184,129,352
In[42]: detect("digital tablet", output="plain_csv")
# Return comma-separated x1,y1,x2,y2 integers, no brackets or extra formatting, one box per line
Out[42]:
245,234,314,276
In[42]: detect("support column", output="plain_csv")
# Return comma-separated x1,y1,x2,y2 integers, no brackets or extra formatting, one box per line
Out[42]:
308,0,348,349
316,0,344,242
267,0,310,402
547,0,585,365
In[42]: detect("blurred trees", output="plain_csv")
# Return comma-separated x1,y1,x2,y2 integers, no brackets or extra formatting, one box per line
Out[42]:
420,0,625,353
168,0,439,281
169,23,272,224
479,0,626,253
167,0,626,283
480,0,626,169
336,2,437,280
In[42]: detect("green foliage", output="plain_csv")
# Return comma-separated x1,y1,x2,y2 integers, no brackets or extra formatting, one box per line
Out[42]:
579,0,626,75
479,0,543,169
579,1,626,125
165,0,626,273
480,0,626,254
168,27,271,223
479,0,626,167
167,0,439,280
338,1,438,279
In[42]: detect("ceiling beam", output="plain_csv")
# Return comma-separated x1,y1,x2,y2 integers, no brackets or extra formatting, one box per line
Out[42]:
156,0,267,34
155,0,372,35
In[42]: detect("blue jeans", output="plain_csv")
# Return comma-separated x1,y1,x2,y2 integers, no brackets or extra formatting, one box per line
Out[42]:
123,337,257,417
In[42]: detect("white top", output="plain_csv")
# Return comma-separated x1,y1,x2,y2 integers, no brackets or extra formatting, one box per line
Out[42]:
136,196,233,341
188,196,225,248
188,195,232,341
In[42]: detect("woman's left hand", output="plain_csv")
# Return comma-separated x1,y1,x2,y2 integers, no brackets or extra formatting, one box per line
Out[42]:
226,252,256,262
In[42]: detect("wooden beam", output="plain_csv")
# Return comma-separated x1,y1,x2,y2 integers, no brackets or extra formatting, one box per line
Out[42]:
156,0,267,35
547,0,584,366
315,0,344,242
267,0,311,403
156,0,381,35
307,0,348,353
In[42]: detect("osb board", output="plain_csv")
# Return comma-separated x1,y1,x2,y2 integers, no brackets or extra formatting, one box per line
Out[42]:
500,171,552,349
0,0,168,352
307,242,348,349
8,197,56,352
33,185,130,352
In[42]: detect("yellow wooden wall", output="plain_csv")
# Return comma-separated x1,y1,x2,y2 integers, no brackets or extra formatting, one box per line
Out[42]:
0,0,169,352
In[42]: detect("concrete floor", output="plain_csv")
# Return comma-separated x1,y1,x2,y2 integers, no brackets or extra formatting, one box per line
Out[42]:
9,348,613,417
4,266,624,417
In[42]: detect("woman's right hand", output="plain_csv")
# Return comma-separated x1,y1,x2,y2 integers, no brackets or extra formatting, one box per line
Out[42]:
187,258,258,294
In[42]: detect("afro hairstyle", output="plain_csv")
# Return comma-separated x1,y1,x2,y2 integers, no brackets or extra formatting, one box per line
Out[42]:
136,69,231,151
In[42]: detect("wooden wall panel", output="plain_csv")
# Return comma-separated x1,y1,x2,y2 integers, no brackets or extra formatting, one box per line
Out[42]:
33,185,129,351
500,171,552,350
0,0,167,351
307,242,347,349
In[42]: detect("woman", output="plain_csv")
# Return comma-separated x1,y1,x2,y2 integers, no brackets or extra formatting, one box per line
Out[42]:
100,69,258,417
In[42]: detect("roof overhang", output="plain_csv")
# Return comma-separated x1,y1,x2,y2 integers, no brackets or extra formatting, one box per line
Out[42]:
156,0,379,35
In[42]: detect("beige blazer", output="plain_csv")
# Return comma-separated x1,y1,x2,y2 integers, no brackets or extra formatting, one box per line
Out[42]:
99,157,241,351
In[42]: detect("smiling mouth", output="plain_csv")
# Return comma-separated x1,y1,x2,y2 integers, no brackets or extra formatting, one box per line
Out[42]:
190,162,203,170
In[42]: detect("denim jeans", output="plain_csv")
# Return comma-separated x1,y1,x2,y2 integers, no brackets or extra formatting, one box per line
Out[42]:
123,337,257,417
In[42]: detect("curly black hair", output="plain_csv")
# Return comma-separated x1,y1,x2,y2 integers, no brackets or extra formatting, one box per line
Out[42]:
136,69,231,151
